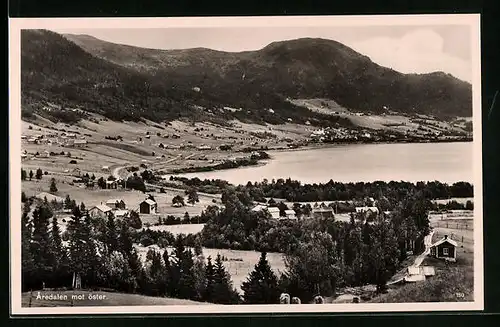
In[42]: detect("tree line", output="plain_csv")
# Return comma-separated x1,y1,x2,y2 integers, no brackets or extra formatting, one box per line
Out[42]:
171,177,473,205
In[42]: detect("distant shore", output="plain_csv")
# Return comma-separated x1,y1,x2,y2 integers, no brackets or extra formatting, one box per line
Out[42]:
165,138,473,178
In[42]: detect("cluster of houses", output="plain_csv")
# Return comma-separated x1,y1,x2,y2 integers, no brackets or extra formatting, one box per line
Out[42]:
250,201,391,222
251,204,297,220
88,197,159,219
22,132,88,148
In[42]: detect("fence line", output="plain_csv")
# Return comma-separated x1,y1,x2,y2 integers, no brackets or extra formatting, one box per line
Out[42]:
431,222,473,230
434,231,474,245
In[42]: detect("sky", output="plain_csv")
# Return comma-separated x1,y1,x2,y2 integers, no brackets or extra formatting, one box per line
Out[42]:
51,25,472,82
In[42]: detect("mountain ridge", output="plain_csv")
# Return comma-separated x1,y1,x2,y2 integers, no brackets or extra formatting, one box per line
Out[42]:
22,29,472,125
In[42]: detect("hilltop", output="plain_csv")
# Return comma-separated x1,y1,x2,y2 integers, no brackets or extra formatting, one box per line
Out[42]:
21,30,472,127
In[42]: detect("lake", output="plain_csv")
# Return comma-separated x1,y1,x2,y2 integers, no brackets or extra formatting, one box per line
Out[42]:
173,142,474,185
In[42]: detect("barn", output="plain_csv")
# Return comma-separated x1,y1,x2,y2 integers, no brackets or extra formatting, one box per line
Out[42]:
429,235,458,262
140,199,157,214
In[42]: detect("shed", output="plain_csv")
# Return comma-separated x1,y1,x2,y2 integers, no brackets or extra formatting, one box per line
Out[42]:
140,199,157,214
429,235,457,261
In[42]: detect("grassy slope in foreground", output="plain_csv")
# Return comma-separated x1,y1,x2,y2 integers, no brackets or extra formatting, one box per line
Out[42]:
370,251,473,303
23,290,211,307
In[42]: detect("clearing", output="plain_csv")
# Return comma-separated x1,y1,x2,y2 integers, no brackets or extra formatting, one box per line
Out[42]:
135,245,286,294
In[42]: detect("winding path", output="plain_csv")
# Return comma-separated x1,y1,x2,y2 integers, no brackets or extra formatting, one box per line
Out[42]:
387,229,435,285
110,161,221,200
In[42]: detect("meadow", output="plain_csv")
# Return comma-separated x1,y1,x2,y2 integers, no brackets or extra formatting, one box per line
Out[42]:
135,245,286,294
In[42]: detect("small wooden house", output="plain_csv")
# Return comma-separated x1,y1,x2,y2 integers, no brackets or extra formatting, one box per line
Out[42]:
140,199,157,214
89,204,113,219
429,235,458,262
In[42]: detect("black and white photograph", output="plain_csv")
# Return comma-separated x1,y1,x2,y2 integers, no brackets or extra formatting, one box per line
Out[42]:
9,15,483,315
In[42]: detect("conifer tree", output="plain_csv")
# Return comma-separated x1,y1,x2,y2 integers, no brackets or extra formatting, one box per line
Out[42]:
118,221,134,256
31,204,54,288
29,170,33,180
242,252,280,304
162,249,174,296
67,207,99,288
105,214,119,253
64,195,72,210
21,202,35,291
145,249,165,296
49,178,58,193
204,256,216,302
21,169,27,181
127,248,144,293
212,253,240,304
192,250,206,301
36,168,43,180
177,249,196,299
50,216,69,285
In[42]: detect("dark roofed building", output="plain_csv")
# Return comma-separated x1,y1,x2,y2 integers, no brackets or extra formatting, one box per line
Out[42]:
429,235,458,262
139,199,157,214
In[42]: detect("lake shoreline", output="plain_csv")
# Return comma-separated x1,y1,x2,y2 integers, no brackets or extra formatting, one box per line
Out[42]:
164,140,473,179
164,141,473,185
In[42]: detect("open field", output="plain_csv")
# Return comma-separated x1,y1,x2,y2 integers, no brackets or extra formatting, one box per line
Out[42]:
432,227,474,251
22,290,210,307
288,98,469,135
21,115,311,178
433,197,474,205
135,245,286,294
144,224,205,235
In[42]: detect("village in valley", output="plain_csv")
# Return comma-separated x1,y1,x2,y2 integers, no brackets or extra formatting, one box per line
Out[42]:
20,113,475,306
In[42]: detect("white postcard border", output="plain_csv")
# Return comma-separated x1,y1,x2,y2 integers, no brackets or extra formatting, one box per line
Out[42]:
8,14,483,315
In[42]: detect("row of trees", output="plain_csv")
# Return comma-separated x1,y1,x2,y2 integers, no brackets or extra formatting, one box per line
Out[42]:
21,168,46,181
155,214,208,226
